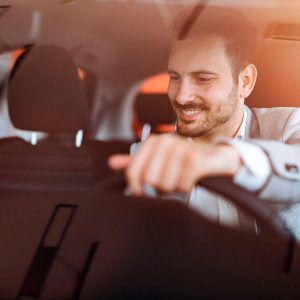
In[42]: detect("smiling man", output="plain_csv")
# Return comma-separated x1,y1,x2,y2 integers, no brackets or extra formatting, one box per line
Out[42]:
168,36,246,140
109,7,300,233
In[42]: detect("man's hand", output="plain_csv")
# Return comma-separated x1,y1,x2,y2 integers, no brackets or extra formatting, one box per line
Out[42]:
108,134,242,196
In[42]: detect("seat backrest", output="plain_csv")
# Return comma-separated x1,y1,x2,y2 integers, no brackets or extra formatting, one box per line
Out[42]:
133,93,176,137
1,189,298,299
3,45,93,192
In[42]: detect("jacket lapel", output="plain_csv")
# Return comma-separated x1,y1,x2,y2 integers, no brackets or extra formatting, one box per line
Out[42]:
244,105,260,139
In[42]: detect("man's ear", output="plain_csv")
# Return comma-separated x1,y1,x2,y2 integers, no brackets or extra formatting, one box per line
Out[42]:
239,64,257,98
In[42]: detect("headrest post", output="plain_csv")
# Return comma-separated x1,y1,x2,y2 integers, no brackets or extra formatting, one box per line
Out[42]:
141,123,151,142
30,132,37,145
75,129,83,148
130,123,151,156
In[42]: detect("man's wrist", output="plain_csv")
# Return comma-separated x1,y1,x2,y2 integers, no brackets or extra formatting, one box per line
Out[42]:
213,138,272,192
215,144,243,177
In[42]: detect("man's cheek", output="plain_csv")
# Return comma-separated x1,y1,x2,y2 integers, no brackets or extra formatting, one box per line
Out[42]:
167,84,176,102
208,87,231,104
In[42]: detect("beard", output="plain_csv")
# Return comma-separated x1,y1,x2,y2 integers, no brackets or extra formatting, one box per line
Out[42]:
173,85,239,138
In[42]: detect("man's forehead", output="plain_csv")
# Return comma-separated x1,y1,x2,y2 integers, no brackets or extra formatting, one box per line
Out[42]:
168,34,230,73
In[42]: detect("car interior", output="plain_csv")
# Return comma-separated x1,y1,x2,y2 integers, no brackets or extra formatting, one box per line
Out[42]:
0,0,300,299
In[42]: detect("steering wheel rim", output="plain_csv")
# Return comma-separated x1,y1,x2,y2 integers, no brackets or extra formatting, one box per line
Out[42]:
95,172,292,240
198,177,291,239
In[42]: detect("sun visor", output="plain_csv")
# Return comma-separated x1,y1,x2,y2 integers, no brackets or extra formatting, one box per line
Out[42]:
265,21,300,41
0,7,41,52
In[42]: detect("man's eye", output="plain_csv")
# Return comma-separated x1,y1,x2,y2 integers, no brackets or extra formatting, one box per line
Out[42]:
195,77,213,83
169,75,180,81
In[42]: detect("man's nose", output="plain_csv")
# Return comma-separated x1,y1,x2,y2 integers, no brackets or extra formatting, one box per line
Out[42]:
175,80,196,105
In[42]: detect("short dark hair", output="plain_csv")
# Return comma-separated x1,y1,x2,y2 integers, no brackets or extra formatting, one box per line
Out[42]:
178,7,258,80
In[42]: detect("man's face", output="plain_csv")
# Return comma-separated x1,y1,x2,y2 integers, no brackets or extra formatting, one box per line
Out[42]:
168,34,242,138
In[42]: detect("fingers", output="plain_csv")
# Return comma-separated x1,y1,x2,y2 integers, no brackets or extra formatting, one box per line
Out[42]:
177,148,205,193
108,154,132,171
158,142,186,192
142,136,177,189
127,135,198,195
112,135,242,196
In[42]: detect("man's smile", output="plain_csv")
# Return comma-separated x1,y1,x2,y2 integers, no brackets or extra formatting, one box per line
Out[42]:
178,108,204,121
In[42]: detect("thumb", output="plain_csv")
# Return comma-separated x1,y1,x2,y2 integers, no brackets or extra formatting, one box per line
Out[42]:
108,154,132,171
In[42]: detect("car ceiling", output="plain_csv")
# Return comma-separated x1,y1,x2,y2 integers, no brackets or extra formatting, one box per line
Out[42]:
0,1,299,70
1,0,300,108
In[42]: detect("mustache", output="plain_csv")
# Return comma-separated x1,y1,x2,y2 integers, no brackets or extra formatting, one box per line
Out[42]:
172,101,210,110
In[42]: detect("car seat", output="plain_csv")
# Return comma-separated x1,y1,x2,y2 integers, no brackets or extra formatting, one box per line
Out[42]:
3,45,93,192
0,44,94,298
133,93,176,139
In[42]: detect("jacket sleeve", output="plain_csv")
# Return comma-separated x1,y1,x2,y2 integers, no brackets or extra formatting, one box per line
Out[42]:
245,109,300,238
252,108,300,202
251,140,300,200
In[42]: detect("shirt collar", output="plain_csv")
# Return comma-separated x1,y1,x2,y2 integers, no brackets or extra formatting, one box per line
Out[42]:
235,105,247,141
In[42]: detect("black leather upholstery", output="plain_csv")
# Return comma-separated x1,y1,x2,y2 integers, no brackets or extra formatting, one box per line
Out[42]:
135,93,175,128
7,45,90,132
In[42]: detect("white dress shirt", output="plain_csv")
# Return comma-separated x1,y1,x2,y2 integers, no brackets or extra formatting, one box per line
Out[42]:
189,106,271,229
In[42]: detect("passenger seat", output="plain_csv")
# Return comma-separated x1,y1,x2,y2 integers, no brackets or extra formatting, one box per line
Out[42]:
4,44,92,192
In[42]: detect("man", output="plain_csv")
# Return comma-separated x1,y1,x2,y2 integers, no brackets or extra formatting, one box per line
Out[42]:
109,8,300,234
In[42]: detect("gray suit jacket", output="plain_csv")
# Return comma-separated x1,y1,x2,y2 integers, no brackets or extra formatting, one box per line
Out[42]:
186,106,300,234
244,106,300,201
244,106,300,237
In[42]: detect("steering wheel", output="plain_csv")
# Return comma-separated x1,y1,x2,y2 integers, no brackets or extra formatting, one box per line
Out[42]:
95,172,292,241
90,172,299,299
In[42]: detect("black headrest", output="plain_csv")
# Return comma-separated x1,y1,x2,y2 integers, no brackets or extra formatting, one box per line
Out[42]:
7,45,90,133
135,93,175,127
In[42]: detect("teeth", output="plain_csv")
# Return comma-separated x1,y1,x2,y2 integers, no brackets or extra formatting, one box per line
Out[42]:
182,109,201,116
